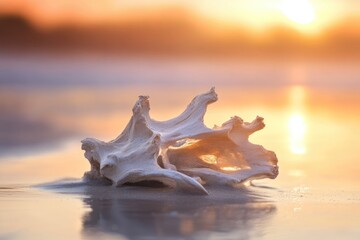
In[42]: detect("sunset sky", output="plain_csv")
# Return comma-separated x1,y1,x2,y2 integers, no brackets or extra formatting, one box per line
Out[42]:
0,0,359,33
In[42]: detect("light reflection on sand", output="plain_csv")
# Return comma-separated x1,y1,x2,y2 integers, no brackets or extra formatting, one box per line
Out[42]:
288,113,307,155
288,85,307,155
0,187,84,240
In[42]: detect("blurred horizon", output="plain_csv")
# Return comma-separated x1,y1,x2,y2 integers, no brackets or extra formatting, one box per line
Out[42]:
0,0,359,59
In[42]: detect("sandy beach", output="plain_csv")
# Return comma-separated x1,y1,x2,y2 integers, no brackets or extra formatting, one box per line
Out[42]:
0,178,359,240
0,56,359,239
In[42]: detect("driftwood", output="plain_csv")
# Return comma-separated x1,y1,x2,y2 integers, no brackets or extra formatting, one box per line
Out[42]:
81,88,278,194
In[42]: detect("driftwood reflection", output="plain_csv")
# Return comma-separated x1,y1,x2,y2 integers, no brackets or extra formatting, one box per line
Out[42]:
81,187,276,240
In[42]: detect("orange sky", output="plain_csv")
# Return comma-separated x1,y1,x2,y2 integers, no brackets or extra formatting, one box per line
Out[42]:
0,0,359,33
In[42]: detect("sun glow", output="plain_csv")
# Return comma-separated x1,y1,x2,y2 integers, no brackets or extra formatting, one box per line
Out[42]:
279,0,315,24
289,113,307,154
288,86,307,155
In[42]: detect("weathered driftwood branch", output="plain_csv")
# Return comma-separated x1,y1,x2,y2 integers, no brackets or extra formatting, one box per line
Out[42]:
81,88,278,194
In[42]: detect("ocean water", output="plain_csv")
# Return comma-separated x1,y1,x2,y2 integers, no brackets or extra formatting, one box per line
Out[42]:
0,55,359,239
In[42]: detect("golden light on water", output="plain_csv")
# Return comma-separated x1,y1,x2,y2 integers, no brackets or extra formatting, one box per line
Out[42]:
288,85,307,155
279,0,315,24
288,113,307,154
290,85,306,107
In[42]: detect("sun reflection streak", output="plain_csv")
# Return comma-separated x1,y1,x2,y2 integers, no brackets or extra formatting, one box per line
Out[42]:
288,85,307,155
289,113,307,154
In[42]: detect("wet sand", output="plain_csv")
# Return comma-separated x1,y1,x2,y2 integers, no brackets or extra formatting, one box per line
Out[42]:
0,177,359,240
0,56,359,239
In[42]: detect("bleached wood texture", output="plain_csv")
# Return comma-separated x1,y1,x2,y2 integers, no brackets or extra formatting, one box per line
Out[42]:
81,88,278,194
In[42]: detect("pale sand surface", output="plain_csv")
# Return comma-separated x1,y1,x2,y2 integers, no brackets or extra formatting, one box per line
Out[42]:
0,56,359,239
0,178,359,240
